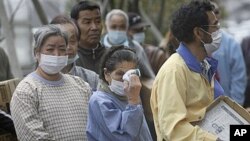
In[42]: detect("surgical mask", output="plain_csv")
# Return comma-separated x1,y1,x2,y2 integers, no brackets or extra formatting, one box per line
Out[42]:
39,54,68,74
133,32,145,44
108,30,127,45
67,54,79,65
109,79,125,96
200,29,222,55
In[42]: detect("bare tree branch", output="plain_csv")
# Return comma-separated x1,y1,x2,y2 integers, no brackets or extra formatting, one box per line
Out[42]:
128,0,139,13
9,0,25,24
139,3,163,43
31,0,48,25
156,0,165,30
0,0,23,78
118,0,125,10
100,0,109,18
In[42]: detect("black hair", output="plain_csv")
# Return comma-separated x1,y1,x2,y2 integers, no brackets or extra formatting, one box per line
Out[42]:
170,0,214,43
99,46,138,83
70,0,100,20
50,15,80,40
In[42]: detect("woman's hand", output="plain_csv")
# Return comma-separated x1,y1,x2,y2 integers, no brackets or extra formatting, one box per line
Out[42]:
124,74,142,105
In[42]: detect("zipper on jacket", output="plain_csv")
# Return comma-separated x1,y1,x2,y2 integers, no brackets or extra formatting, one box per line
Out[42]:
92,44,99,60
92,49,95,59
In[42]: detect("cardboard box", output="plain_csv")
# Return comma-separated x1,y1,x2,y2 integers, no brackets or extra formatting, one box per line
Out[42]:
195,96,250,140
0,79,20,114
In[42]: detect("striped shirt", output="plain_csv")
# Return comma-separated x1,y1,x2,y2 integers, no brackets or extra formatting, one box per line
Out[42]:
10,72,91,141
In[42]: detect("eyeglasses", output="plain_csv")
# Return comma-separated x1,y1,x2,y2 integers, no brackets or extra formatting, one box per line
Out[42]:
202,22,220,29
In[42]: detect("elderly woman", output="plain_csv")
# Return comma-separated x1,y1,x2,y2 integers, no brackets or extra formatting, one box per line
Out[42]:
86,46,152,141
10,25,91,141
50,15,99,91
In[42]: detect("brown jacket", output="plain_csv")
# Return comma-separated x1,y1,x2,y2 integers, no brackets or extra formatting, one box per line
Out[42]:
142,44,170,74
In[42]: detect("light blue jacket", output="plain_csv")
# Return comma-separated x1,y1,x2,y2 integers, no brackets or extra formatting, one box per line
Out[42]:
212,30,247,105
86,88,152,141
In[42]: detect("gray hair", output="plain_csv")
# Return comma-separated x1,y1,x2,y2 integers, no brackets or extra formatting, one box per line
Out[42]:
34,24,68,52
105,9,129,31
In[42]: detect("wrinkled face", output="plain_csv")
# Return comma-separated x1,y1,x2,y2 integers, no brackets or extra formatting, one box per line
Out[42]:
36,35,67,62
77,9,102,48
104,61,136,84
107,14,127,32
61,23,78,58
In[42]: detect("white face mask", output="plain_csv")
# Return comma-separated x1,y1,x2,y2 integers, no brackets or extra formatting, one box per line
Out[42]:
133,32,145,44
39,54,68,74
109,79,125,96
201,29,222,55
108,30,127,45
67,54,79,65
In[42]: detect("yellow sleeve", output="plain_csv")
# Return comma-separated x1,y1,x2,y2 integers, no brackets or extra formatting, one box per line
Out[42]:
151,66,217,141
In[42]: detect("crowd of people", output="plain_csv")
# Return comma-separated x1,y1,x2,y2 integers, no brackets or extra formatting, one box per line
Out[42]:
0,0,249,141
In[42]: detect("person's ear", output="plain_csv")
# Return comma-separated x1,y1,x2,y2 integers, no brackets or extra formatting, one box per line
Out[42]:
34,48,40,60
193,27,203,41
104,68,111,85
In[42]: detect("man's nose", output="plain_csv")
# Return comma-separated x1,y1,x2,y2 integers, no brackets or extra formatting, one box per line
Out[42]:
90,22,98,30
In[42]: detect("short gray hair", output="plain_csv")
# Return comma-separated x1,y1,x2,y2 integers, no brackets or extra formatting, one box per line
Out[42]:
105,9,129,31
34,24,68,51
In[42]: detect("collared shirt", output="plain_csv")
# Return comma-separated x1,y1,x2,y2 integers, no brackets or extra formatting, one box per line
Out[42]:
10,72,91,141
150,43,224,141
86,81,153,141
200,59,211,81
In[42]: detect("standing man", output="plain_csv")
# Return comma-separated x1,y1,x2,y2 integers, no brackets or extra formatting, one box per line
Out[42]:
150,0,224,140
211,1,247,105
70,1,107,74
103,9,155,79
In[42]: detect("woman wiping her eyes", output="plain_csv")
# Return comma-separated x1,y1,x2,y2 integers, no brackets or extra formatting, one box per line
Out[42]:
86,46,152,141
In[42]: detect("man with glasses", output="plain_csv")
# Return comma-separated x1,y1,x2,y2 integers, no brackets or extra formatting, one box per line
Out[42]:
210,1,247,106
150,0,224,140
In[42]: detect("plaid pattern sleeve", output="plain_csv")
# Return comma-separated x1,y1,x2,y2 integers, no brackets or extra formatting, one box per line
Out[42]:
10,74,91,141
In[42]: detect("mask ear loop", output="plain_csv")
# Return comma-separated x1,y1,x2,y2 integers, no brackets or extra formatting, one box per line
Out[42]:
200,28,212,36
199,27,214,46
196,27,209,55
34,51,40,69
